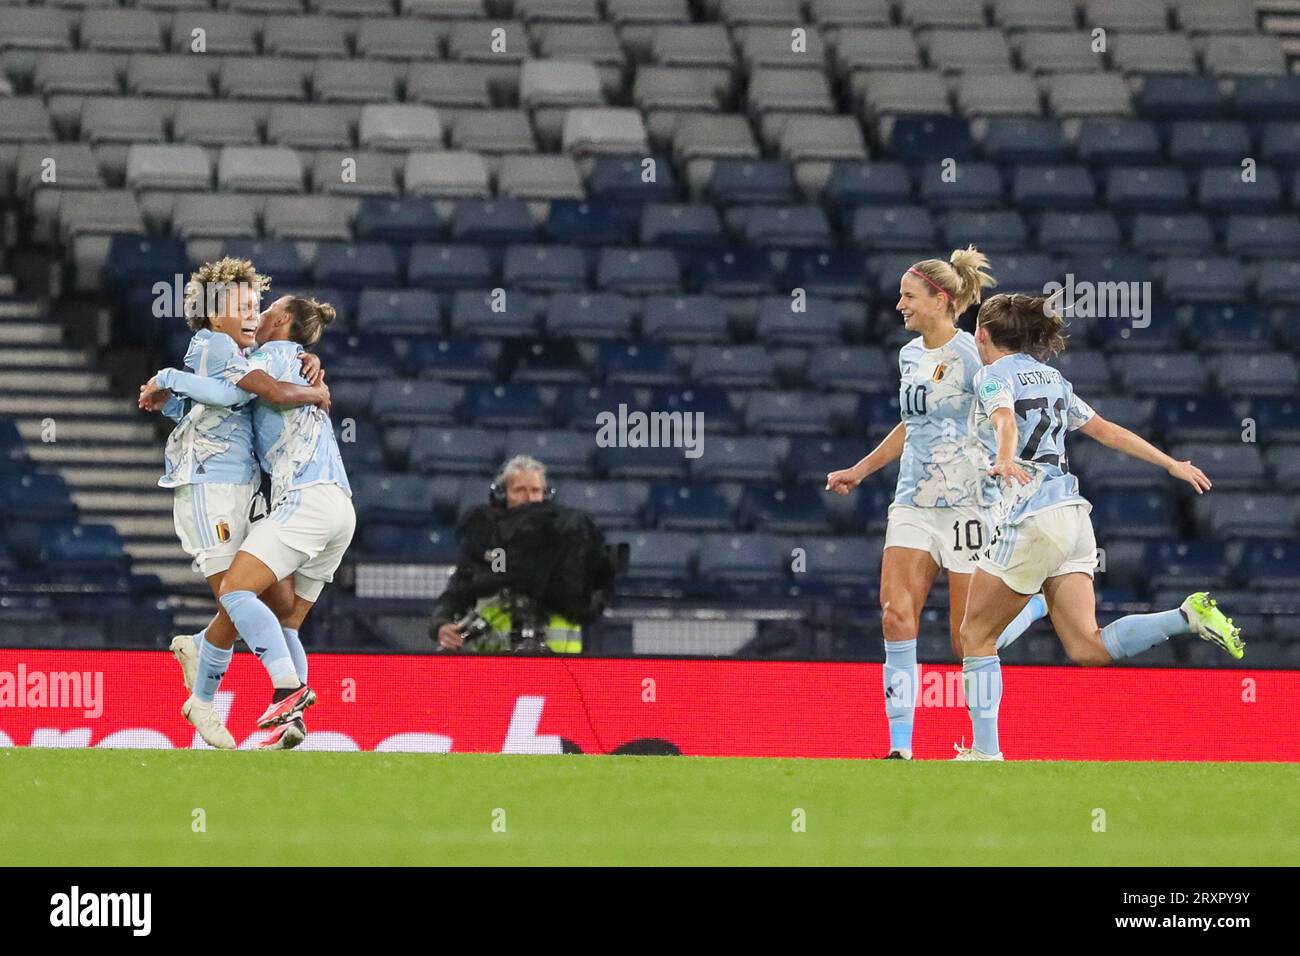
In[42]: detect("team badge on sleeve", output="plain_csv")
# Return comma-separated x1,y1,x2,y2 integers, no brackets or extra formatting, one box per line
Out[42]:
979,379,1005,400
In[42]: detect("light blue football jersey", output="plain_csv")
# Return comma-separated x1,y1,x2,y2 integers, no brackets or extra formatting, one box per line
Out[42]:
969,352,1096,525
247,340,351,506
158,329,258,488
893,329,985,508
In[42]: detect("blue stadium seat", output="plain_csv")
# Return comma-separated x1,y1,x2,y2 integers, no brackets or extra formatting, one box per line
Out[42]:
741,205,833,248
355,288,441,335
1189,303,1271,351
689,435,786,482
502,244,588,291
641,294,731,343
1136,74,1223,119
697,533,786,585
586,155,677,202
888,116,976,161
451,199,537,243
785,436,873,483
1087,395,1154,435
1115,353,1206,397
1163,256,1249,302
1259,122,1300,166
647,483,734,530
500,338,587,384
554,480,648,528
1092,303,1181,353
0,421,28,470
371,380,462,426
41,524,126,574
335,422,386,468
686,247,776,294
756,295,842,345
464,383,552,428
598,342,680,386
980,118,1071,163
788,536,881,591
918,161,1003,208
315,333,400,380
608,530,698,587
1145,539,1230,593
1196,493,1295,539
1224,216,1300,258
1071,443,1167,490
1075,119,1162,165
447,288,538,338
1037,211,1122,254
1167,121,1253,166
314,242,402,289
545,292,634,339
358,524,459,562
851,205,936,250
1105,166,1190,211
746,391,834,434
738,485,830,533
653,386,744,433
823,161,913,207
706,159,798,204
1238,541,1300,590
545,200,639,246
104,236,190,293
990,253,1059,293
405,339,501,383
557,384,642,430
691,345,778,388
1197,166,1283,214
1214,353,1300,398
942,210,1028,252
1267,444,1300,491
806,346,893,392
1154,396,1240,443
408,427,504,474
1170,443,1267,490
350,472,438,523
639,203,724,247
0,472,75,521
328,380,375,422
409,244,496,290
1248,398,1300,441
1232,76,1300,119
354,198,443,243
1011,164,1095,209
784,249,871,299
1050,349,1111,393
598,445,689,481
219,238,311,284
1090,489,1177,539
1257,258,1300,304
1129,213,1216,255
501,430,594,478
596,247,682,294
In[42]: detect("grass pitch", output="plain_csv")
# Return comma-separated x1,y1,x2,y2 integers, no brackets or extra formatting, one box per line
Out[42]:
1,749,1295,866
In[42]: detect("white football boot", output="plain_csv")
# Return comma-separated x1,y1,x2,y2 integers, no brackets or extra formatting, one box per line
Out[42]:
182,694,236,750
169,634,198,691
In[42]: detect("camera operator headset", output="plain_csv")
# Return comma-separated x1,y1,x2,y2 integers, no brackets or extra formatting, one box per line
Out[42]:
431,455,582,654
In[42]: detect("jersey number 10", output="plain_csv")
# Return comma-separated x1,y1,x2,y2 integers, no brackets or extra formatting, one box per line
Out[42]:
901,383,928,416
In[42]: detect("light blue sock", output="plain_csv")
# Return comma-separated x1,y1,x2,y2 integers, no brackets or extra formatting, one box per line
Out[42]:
883,639,917,752
1100,608,1190,661
193,625,209,659
218,590,300,688
194,639,233,703
283,627,308,683
996,593,1047,650
963,655,1003,756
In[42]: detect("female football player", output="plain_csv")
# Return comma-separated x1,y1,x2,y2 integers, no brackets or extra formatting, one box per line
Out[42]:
954,293,1244,760
826,248,1048,759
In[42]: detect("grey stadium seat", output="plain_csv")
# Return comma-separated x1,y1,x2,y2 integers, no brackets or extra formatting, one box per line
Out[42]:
448,109,535,153
218,146,306,193
808,0,891,28
748,69,834,115
170,192,259,239
515,0,599,22
497,154,583,200
899,0,986,30
0,98,55,142
991,0,1076,32
404,151,490,198
1176,0,1258,35
173,101,262,145
563,108,648,155
447,20,530,63
359,104,445,151
735,26,829,71
673,114,760,162
406,63,492,107
520,60,603,108
1083,0,1168,33
313,59,401,102
221,0,306,14
16,143,103,196
127,54,216,97
1017,32,1105,74
312,150,401,195
355,18,448,60
779,115,867,162
607,0,688,25
534,23,626,70
1110,33,1196,75
125,144,212,190
1048,74,1133,117
652,25,735,69
33,52,120,96
634,67,727,112
262,16,349,58
855,70,951,117
309,0,394,16
169,13,259,55
79,9,166,52
831,29,922,75
219,57,308,100
0,8,74,51
58,188,144,238
80,98,165,143
718,0,802,27
1203,36,1287,77
263,195,354,240
401,0,485,18
956,72,1042,117
267,104,357,149
925,30,1013,73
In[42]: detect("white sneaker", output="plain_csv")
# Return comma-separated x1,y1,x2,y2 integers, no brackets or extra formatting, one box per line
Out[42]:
952,742,1004,761
169,634,198,691
182,694,235,750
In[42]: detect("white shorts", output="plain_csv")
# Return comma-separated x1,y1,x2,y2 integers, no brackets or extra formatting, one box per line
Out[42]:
239,483,356,602
883,502,992,574
979,503,1098,595
173,479,262,578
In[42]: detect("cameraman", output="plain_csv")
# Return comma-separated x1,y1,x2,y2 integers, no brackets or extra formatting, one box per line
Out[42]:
431,455,611,654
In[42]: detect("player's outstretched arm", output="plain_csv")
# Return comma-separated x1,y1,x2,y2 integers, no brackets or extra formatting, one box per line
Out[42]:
233,369,330,411
988,407,1031,486
1077,414,1211,494
825,422,906,493
150,368,249,408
